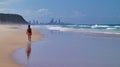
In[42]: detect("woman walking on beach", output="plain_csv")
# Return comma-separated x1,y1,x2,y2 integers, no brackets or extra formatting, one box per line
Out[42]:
27,25,32,41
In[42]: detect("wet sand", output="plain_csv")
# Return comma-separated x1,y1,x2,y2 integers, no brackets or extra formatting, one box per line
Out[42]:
14,28,120,67
0,25,43,67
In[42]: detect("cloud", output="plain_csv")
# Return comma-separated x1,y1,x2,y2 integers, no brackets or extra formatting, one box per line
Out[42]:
0,8,52,22
58,10,86,19
0,0,23,5
38,9,48,13
37,9,51,17
0,8,18,13
0,8,87,23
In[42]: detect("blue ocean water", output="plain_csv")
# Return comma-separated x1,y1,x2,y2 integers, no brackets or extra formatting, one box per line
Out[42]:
45,24,120,35
13,25,120,67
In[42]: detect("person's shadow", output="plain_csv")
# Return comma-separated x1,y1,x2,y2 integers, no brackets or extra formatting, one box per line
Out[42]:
26,41,31,60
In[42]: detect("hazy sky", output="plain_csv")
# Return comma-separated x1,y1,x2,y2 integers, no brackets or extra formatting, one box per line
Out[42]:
0,0,120,24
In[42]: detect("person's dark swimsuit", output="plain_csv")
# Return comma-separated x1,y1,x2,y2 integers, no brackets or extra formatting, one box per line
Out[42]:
27,28,32,36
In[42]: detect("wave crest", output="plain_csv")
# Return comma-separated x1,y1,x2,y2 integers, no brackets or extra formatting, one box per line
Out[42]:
46,25,120,35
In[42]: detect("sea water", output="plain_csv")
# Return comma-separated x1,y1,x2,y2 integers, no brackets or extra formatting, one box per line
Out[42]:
13,24,120,67
46,24,120,35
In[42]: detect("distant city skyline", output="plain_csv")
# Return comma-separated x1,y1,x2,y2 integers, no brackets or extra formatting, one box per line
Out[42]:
0,0,120,24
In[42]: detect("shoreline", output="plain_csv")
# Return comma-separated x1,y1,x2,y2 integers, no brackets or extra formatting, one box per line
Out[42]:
13,28,120,67
0,25,43,67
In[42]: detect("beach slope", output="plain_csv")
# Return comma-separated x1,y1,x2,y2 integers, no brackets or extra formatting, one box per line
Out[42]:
0,25,43,67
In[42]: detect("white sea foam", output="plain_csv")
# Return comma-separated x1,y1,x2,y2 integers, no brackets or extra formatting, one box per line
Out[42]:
28,25,120,35
114,26,120,28
46,25,74,31
46,25,120,35
91,24,110,28
106,27,116,30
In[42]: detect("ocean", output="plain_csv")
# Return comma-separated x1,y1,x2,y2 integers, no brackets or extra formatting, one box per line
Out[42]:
13,24,120,67
46,24,120,35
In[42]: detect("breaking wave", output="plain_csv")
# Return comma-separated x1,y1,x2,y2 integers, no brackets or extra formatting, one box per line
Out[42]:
46,24,120,35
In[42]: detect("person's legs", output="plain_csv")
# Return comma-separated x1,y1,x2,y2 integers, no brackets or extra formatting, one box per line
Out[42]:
28,35,31,41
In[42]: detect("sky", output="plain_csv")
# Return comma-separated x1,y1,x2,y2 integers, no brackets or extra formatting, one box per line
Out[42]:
0,0,120,24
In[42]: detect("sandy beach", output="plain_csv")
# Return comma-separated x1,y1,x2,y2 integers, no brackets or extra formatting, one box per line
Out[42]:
0,25,43,67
